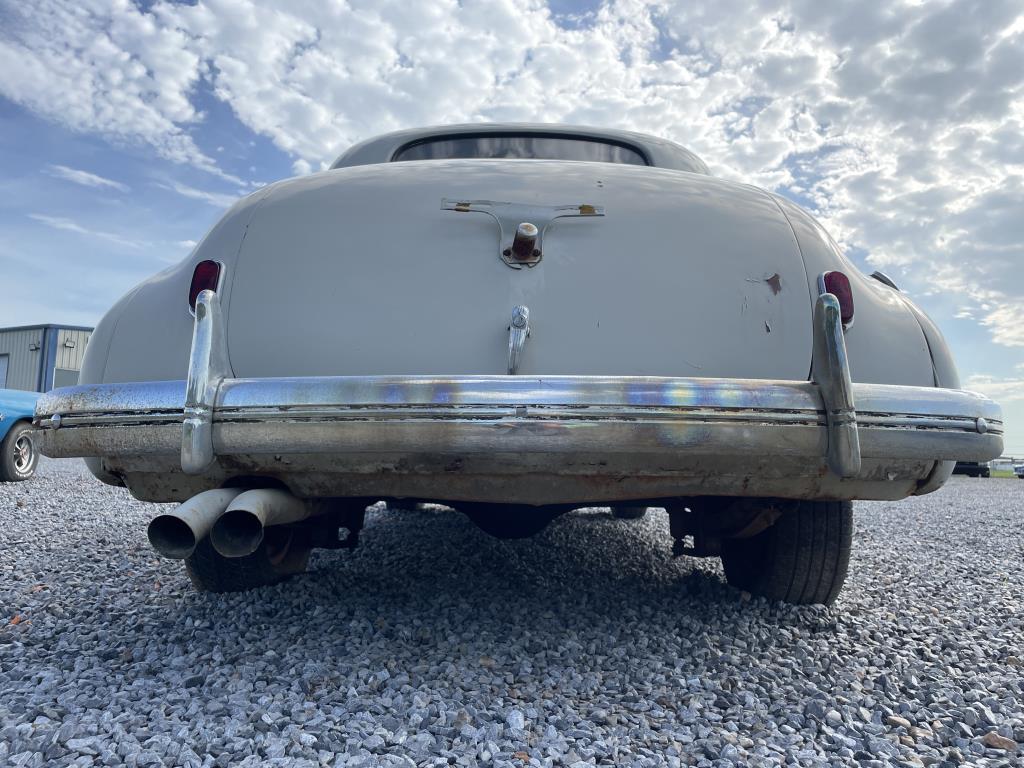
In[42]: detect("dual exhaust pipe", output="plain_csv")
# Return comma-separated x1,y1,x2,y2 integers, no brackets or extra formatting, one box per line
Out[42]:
148,488,312,560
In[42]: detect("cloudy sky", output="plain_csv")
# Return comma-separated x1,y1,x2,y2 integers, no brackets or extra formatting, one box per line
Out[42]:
1,0,1022,452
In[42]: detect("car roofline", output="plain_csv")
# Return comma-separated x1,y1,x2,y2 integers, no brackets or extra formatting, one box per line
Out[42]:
330,123,709,174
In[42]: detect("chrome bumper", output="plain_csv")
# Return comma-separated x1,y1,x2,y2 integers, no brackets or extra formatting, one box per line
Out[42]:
34,291,1002,504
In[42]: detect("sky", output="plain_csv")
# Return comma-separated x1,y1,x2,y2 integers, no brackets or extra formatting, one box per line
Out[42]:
0,0,1022,453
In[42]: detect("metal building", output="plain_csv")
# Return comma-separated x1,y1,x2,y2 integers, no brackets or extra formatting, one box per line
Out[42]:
0,324,94,392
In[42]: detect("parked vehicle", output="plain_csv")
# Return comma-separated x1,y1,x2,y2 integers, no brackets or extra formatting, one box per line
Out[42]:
1,388,40,481
952,461,991,478
1015,464,1024,480
34,124,1002,603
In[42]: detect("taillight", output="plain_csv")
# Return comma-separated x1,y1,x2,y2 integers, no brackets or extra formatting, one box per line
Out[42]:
822,270,854,326
189,260,222,311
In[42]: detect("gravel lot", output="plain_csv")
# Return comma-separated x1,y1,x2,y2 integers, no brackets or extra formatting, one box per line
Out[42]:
1,460,1022,768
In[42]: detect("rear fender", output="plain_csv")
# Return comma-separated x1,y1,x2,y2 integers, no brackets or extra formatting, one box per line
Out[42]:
771,196,960,496
90,190,272,385
898,299,960,389
772,196,934,387
898,298,961,494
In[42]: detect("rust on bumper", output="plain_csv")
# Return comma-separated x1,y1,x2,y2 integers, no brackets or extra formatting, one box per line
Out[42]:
33,291,1003,504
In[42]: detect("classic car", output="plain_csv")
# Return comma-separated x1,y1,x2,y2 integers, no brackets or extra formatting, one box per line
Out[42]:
1,388,40,481
34,124,1002,603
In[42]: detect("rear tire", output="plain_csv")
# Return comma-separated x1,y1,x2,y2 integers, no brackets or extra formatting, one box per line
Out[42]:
1,422,38,482
185,526,311,593
720,500,852,605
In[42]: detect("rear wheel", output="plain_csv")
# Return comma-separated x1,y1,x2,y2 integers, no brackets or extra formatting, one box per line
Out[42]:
720,500,852,605
1,422,38,482
185,526,311,592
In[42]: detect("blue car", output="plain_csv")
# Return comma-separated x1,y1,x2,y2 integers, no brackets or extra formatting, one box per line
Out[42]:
1,388,40,481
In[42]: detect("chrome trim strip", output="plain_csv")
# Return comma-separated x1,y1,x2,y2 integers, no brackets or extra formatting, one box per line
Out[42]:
37,378,1003,426
38,406,1001,436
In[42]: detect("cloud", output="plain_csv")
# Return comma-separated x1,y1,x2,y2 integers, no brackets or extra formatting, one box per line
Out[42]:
159,180,239,208
0,0,239,183
964,374,1024,403
45,164,129,193
28,213,143,249
981,303,1024,348
2,0,1023,347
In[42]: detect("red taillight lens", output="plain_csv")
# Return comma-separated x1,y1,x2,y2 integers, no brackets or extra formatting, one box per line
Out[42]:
823,270,854,325
189,260,222,311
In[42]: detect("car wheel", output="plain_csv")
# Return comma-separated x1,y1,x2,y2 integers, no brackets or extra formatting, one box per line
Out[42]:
720,500,852,605
0,422,38,482
185,525,311,593
612,505,647,520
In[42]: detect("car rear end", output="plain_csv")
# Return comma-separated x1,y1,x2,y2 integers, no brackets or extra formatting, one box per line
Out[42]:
35,156,1002,503
31,126,1003,602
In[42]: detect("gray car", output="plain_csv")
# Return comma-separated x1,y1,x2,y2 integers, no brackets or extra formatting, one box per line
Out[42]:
35,124,1002,603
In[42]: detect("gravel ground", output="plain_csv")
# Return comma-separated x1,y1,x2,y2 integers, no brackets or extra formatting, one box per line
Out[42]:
1,460,1022,768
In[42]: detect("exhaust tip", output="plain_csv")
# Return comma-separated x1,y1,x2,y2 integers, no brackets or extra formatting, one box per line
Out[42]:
148,515,199,560
210,508,264,558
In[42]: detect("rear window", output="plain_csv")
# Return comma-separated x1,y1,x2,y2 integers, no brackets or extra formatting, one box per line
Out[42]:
392,134,648,165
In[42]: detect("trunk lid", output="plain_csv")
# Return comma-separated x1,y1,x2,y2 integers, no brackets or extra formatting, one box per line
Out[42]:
226,160,812,379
